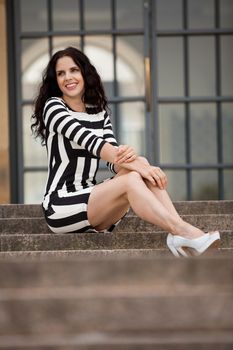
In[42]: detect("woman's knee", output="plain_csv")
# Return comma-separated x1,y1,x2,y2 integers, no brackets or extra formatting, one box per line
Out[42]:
115,167,143,179
115,169,142,189
125,170,143,187
114,168,145,194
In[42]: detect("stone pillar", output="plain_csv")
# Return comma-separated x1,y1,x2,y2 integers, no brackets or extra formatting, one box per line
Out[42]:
0,0,10,203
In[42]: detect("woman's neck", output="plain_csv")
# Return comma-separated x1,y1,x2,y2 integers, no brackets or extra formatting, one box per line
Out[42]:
62,96,86,112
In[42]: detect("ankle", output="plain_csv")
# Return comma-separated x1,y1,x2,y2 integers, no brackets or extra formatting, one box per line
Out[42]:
171,221,204,239
168,218,185,236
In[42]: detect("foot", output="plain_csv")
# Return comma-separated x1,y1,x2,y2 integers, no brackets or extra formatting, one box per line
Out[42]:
171,220,205,239
167,231,220,258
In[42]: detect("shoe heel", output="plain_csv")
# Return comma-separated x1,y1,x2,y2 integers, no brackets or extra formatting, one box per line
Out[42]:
170,244,180,257
177,246,190,257
167,234,180,257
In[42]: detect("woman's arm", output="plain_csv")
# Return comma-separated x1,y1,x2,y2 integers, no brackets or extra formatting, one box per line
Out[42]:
44,98,108,158
102,113,136,173
100,142,167,189
100,142,137,166
44,98,137,170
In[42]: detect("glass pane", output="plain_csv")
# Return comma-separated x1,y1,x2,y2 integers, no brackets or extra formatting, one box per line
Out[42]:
52,36,81,54
155,0,183,30
188,0,214,29
116,0,143,29
157,37,184,97
221,36,233,95
85,0,111,30
24,172,47,204
165,170,187,201
189,36,215,96
116,36,144,97
23,105,47,167
52,0,80,30
220,0,233,28
108,104,118,136
192,170,218,200
84,36,113,98
159,104,186,164
21,39,49,100
190,104,217,164
118,102,146,156
224,170,233,199
107,103,120,146
222,103,233,163
20,0,48,32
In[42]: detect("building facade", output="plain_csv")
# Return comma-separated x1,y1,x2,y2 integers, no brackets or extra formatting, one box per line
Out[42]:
0,0,233,203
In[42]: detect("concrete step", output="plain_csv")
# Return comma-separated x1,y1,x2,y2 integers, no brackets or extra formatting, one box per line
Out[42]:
0,331,233,349
0,201,232,348
0,204,43,218
1,290,230,336
0,200,232,218
0,255,232,289
116,214,233,233
0,248,232,260
0,257,232,336
0,230,232,252
0,249,170,260
0,214,232,235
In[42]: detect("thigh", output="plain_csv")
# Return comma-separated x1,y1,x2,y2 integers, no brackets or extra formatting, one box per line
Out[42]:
87,172,130,230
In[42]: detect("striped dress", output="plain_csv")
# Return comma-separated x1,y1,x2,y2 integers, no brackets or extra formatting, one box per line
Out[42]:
42,97,118,233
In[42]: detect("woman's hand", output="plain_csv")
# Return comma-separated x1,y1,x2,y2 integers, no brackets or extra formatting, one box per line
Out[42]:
139,165,168,190
114,145,137,164
120,156,168,190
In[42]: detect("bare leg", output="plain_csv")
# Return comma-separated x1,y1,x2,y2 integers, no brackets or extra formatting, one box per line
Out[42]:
87,170,204,238
125,167,204,238
114,165,181,221
136,157,203,236
135,157,181,219
144,180,181,220
144,181,205,238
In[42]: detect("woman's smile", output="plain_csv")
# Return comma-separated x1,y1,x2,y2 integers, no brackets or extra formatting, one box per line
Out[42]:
65,82,78,90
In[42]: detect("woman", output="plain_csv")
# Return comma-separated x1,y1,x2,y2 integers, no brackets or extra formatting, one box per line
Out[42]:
32,46,220,257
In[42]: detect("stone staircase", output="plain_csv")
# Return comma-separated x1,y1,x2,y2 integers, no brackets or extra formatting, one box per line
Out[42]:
0,201,233,349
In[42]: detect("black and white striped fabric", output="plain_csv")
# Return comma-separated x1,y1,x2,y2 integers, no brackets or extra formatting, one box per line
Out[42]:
42,97,118,233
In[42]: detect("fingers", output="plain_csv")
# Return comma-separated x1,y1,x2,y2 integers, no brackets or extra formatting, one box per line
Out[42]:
151,167,168,189
124,154,137,162
142,166,167,189
146,174,157,186
141,163,167,189
114,145,137,164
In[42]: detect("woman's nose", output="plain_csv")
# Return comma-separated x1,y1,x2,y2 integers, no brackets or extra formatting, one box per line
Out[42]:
65,71,72,80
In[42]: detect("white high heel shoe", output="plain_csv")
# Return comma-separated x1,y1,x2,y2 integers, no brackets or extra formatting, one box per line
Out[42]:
167,231,220,257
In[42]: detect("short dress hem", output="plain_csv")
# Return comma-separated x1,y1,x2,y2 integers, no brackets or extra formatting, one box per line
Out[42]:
42,183,127,234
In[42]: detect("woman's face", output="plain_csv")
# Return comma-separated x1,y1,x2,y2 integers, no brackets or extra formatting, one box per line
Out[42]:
55,55,85,101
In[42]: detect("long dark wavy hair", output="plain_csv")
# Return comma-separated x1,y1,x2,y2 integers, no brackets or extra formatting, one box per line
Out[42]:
32,46,109,143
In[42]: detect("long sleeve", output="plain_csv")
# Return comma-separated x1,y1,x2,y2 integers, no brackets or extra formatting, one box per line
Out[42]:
103,112,118,174
43,97,107,158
